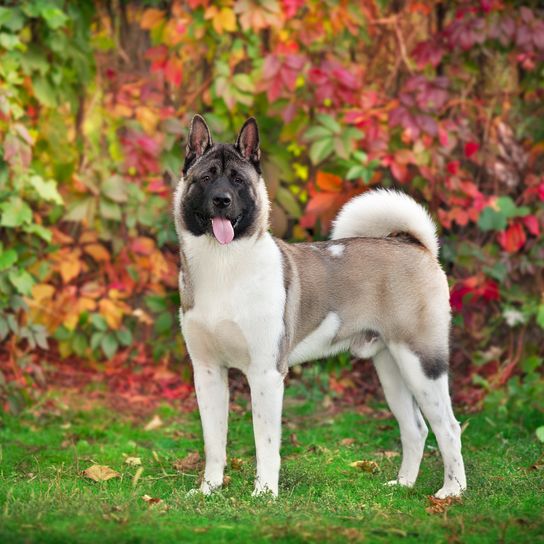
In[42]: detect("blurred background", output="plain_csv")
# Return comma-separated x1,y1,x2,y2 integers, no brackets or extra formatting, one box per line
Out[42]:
0,0,542,420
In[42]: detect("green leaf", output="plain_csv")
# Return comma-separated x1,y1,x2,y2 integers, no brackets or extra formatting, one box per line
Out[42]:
0,7,24,32
154,312,173,335
536,426,544,443
0,197,32,227
40,6,68,29
65,197,96,223
90,331,105,351
537,304,544,329
8,269,34,295
309,138,334,165
29,176,63,205
303,126,333,141
102,176,127,203
99,199,122,221
276,187,301,219
116,327,132,347
316,114,341,134
101,333,119,360
33,76,57,107
0,248,17,271
90,314,108,331
23,223,52,242
477,206,507,232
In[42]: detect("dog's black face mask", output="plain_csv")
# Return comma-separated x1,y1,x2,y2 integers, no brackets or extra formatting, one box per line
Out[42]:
181,116,261,244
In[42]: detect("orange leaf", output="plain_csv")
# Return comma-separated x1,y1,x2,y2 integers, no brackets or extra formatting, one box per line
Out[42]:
99,298,130,330
131,237,156,255
497,222,526,253
316,171,343,192
205,6,236,33
84,243,110,262
141,8,165,30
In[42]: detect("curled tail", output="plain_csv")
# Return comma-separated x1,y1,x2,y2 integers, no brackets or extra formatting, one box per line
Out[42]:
331,189,439,258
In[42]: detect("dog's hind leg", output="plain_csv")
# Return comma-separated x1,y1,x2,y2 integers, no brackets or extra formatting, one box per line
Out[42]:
373,348,428,487
388,343,467,498
192,362,229,495
247,367,284,497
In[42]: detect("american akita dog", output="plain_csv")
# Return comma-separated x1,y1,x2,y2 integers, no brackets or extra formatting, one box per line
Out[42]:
173,115,467,499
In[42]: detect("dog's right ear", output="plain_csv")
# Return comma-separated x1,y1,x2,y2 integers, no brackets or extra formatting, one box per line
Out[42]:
184,114,213,172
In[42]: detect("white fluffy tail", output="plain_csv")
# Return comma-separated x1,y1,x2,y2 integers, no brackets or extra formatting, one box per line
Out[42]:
331,189,439,258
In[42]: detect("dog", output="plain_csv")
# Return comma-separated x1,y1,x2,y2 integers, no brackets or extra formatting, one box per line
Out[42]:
173,115,466,499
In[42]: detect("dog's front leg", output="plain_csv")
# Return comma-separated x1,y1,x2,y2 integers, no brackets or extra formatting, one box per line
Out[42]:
247,367,284,497
193,362,229,495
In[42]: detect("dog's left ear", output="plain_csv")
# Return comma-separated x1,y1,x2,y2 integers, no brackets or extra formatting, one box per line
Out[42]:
235,117,260,166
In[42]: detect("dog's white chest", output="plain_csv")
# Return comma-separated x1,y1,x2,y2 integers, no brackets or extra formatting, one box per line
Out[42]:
180,234,285,370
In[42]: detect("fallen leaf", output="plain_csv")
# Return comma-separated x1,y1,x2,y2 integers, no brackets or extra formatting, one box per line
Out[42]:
381,450,400,459
223,475,231,486
142,494,162,505
340,438,356,446
132,466,144,487
144,415,163,431
230,457,244,470
172,452,201,472
349,460,380,473
83,464,120,482
124,456,142,466
425,495,462,515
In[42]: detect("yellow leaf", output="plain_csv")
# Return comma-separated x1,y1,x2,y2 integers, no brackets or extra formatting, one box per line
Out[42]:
31,283,55,302
82,464,120,482
349,460,380,473
84,243,110,262
60,256,81,284
99,298,129,330
206,6,236,34
136,106,159,134
124,456,142,466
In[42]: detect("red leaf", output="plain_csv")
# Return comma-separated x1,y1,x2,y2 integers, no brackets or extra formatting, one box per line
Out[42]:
316,171,343,192
497,222,526,253
464,141,480,158
522,215,540,236
447,161,459,175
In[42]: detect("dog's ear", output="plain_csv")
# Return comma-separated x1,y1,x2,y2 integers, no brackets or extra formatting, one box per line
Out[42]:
186,114,213,159
235,117,260,165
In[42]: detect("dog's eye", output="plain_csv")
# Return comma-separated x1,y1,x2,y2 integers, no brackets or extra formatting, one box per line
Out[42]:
234,177,243,184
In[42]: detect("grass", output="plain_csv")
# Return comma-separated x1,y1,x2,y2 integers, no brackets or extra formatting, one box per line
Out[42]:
1,378,543,544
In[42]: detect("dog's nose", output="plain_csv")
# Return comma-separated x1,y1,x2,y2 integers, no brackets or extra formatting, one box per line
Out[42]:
212,193,232,209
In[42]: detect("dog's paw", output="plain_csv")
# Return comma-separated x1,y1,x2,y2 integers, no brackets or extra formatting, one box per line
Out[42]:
186,481,221,497
385,478,415,488
433,484,465,499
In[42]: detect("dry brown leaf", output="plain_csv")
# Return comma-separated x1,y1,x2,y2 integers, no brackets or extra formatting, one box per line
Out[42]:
230,457,244,470
172,451,201,472
340,438,356,446
83,464,120,482
223,475,232,486
425,495,462,515
349,460,380,473
124,456,142,466
144,415,163,431
142,494,162,505
132,466,144,488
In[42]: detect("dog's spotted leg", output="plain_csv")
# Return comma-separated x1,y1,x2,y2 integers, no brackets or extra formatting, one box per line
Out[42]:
247,367,284,497
373,348,428,488
388,344,467,498
192,362,229,495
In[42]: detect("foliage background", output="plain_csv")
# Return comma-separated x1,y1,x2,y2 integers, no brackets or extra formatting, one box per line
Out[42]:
0,0,543,418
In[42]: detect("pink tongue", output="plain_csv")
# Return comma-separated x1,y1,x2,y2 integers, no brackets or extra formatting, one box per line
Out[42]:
211,217,234,245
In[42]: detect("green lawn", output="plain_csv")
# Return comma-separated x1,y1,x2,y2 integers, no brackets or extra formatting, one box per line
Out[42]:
1,380,543,543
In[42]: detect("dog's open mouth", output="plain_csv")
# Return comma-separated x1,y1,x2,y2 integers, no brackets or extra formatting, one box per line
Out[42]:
207,214,242,245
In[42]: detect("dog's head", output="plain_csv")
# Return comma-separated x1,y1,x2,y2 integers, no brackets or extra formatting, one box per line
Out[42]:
175,115,269,245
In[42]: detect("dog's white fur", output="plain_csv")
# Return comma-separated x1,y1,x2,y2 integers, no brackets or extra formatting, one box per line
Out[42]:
176,185,466,499
332,189,439,258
